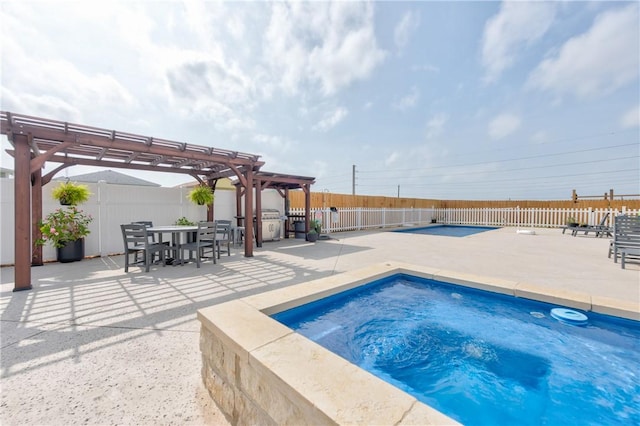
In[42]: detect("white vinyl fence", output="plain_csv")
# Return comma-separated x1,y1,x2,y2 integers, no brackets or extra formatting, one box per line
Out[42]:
0,179,284,265
290,206,638,234
2,175,638,265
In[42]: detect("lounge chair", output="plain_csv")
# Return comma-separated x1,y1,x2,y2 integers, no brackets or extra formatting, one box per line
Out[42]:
570,212,611,237
561,223,580,234
608,215,640,269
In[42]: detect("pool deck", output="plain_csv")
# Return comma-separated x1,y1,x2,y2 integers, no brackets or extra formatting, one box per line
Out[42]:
1,226,638,425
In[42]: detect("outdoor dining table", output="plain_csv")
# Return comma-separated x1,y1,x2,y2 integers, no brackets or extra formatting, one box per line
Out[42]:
147,225,198,265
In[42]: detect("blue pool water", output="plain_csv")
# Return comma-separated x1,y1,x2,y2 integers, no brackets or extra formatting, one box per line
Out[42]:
273,275,640,425
394,225,499,237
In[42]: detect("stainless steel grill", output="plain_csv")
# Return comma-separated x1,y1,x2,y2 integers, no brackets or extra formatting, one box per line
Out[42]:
258,209,281,241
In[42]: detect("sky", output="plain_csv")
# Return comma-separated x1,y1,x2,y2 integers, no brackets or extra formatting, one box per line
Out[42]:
1,0,638,200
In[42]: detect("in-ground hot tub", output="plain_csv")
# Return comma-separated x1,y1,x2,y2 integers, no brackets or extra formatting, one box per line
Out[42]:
197,262,638,425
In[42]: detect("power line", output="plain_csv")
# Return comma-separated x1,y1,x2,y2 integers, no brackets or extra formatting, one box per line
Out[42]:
357,168,638,188
358,142,637,175
357,155,639,181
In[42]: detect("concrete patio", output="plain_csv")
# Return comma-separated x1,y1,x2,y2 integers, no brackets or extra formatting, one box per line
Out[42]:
1,227,638,425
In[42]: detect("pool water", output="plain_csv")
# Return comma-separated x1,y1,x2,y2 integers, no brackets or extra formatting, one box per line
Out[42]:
394,225,499,237
273,275,640,425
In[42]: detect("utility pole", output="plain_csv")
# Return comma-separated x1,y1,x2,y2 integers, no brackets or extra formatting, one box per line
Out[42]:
397,185,400,198
352,164,356,195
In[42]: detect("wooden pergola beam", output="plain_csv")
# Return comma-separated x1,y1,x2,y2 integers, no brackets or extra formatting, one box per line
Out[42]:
6,150,255,180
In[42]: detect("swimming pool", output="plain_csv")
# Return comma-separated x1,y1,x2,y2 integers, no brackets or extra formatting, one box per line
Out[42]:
198,263,639,425
274,274,640,425
394,225,499,237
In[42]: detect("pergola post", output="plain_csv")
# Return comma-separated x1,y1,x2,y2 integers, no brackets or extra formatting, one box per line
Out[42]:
235,185,243,227
284,188,290,239
255,178,262,248
244,168,254,257
13,133,32,291
304,183,311,233
31,167,43,266
206,178,215,222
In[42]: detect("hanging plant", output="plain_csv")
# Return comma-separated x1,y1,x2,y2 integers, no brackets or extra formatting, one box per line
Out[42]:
187,185,214,206
51,181,91,205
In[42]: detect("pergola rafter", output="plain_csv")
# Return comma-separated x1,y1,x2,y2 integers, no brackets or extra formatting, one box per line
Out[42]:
0,111,277,292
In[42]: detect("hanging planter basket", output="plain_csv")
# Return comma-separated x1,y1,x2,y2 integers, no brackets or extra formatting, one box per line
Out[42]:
187,185,214,206
52,181,91,206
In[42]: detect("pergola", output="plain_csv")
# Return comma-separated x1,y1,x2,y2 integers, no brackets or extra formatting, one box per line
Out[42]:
234,171,315,247
0,111,314,292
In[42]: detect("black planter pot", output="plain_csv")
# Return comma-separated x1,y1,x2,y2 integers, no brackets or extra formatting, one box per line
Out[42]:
306,232,319,242
57,239,85,263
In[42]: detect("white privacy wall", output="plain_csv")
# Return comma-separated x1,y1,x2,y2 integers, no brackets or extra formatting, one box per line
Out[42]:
0,179,284,265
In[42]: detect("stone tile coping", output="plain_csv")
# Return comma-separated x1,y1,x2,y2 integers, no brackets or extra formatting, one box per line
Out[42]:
198,261,639,425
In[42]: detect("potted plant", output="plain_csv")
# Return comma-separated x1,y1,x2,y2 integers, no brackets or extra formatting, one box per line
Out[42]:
175,217,197,243
52,181,91,205
175,217,196,226
36,207,93,262
187,185,214,206
307,219,321,242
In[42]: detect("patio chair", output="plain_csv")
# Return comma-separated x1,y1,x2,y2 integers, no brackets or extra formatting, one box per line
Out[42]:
131,221,167,262
214,220,232,260
177,221,216,267
121,223,167,272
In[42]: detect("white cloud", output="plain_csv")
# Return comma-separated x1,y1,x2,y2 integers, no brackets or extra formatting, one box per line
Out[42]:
385,151,400,166
253,133,294,152
0,4,142,119
363,101,373,110
527,4,639,98
1,1,383,135
425,113,448,140
166,57,258,130
312,107,349,132
392,86,420,111
264,2,386,96
394,11,420,53
481,2,556,83
530,130,550,144
621,105,640,128
488,113,521,140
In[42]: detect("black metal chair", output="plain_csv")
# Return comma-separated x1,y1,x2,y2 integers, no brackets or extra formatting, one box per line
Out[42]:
121,223,167,272
178,221,216,267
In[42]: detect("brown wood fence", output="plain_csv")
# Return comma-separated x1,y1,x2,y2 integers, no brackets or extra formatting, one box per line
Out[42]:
288,191,640,210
